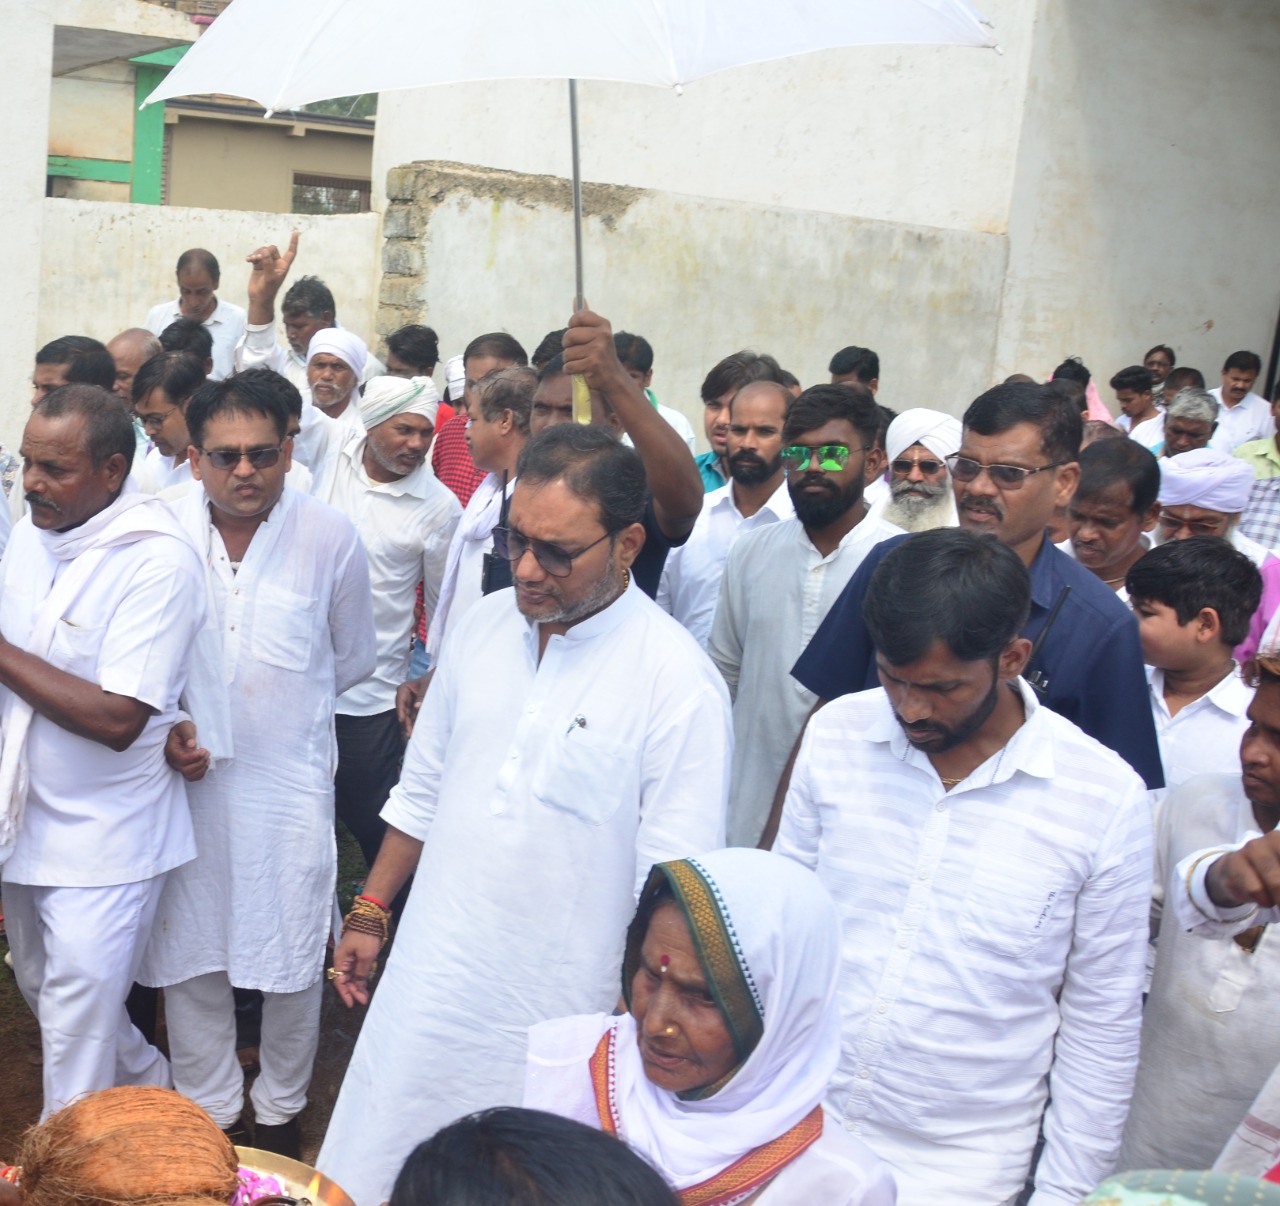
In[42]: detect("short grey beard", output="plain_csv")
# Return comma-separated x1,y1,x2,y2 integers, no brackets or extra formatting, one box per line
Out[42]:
520,545,625,626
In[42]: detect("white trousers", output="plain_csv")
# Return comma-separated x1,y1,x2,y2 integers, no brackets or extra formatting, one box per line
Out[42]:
165,970,322,1127
3,877,170,1120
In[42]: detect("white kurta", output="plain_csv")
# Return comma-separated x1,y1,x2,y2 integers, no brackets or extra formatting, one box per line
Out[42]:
1147,665,1252,798
0,507,205,887
140,487,376,993
317,583,732,1206
312,431,460,715
145,296,247,381
657,479,793,648
1119,774,1280,1171
708,513,901,846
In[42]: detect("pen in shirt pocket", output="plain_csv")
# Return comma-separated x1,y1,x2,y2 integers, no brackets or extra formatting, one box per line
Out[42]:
566,714,587,735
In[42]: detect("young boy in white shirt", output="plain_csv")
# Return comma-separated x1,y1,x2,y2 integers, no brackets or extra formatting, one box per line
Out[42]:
1126,535,1262,800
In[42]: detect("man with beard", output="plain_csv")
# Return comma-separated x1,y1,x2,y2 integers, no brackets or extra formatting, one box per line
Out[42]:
695,351,788,491
658,380,793,647
709,383,900,845
877,408,961,532
785,382,1163,792
310,375,460,880
316,424,730,1206
776,529,1151,1206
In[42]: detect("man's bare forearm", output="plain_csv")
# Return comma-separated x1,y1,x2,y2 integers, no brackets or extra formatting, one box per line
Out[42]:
0,638,151,750
363,825,425,908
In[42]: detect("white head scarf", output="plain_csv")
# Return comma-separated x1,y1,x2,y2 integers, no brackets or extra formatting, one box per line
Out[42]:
358,375,440,431
885,407,963,464
305,328,368,380
1158,447,1254,514
597,849,842,1191
444,353,466,404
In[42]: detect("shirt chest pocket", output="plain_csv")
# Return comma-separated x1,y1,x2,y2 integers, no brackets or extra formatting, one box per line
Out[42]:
958,858,1069,960
531,726,639,827
47,618,104,679
251,585,318,673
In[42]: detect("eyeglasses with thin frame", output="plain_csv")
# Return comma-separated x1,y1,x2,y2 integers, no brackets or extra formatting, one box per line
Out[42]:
133,404,180,432
945,453,1066,490
1156,510,1228,538
493,525,619,577
891,456,945,476
199,446,285,471
780,444,870,473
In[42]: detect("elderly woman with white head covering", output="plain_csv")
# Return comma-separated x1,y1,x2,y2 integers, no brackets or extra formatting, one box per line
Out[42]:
1158,447,1280,662
525,849,897,1206
306,328,369,425
876,407,962,533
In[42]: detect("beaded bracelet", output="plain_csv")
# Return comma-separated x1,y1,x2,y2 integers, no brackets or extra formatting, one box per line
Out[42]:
341,894,392,949
1,1167,20,1186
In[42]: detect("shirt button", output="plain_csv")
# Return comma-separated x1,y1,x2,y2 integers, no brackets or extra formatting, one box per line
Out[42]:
898,936,909,948
935,801,947,812
876,1004,887,1015
509,750,519,760
525,704,537,714
918,870,929,881
858,1067,870,1079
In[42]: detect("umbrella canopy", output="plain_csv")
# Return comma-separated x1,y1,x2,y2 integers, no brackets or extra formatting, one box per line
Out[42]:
143,0,994,113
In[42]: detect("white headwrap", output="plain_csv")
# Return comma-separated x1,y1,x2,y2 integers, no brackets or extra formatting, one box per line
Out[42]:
1158,447,1254,514
526,849,841,1193
886,407,963,464
358,375,440,431
305,328,368,379
444,353,466,404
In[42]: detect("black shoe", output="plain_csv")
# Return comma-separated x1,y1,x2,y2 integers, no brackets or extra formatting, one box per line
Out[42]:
254,1117,301,1160
222,1117,251,1148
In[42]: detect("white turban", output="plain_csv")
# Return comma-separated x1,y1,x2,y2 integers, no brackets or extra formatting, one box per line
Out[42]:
305,328,368,378
1158,447,1254,514
444,353,466,403
885,408,963,464
359,375,440,431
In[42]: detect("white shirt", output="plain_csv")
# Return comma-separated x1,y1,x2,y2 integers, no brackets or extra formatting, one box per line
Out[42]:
1116,411,1165,453
1210,387,1274,453
1147,665,1252,798
624,395,696,454
314,431,460,715
709,512,902,846
141,487,376,992
316,583,732,1206
139,446,195,495
776,680,1151,1206
1120,775,1280,1171
145,296,247,381
0,517,205,888
234,321,384,392
658,478,793,647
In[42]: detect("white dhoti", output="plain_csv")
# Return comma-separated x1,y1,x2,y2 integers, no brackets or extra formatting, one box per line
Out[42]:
165,971,323,1127
3,876,170,1118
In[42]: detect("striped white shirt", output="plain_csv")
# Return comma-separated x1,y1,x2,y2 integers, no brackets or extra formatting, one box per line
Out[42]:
776,678,1152,1206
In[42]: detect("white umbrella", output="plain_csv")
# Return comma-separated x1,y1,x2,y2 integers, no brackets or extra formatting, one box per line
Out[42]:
145,0,995,412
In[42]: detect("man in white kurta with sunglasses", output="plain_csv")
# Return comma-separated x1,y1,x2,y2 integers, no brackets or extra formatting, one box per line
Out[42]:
140,371,375,1155
318,415,730,1206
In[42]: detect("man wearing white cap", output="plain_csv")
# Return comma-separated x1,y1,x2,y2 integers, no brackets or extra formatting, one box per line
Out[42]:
877,407,962,532
306,328,369,432
1157,447,1280,661
311,375,461,877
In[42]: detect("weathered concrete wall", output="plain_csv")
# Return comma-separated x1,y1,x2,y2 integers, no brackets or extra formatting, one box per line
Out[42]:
380,162,1007,442
18,200,379,445
372,0,1032,236
995,0,1280,383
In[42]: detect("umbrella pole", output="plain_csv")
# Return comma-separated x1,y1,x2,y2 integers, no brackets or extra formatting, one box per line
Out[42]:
568,77,591,423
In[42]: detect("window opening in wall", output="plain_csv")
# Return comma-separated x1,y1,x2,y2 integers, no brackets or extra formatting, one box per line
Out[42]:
292,173,371,215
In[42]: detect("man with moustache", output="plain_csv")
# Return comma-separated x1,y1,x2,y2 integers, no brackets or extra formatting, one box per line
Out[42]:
0,384,205,1119
776,529,1152,1206
695,351,788,490
1068,440,1161,601
785,382,1163,792
310,374,460,876
877,408,962,532
142,373,375,1154
144,249,246,381
709,382,900,845
659,380,793,647
317,424,730,1206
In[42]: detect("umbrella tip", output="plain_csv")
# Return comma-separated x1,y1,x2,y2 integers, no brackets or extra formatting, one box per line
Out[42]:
674,84,684,97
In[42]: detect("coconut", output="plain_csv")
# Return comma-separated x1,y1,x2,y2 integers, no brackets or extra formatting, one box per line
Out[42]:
17,1087,239,1206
